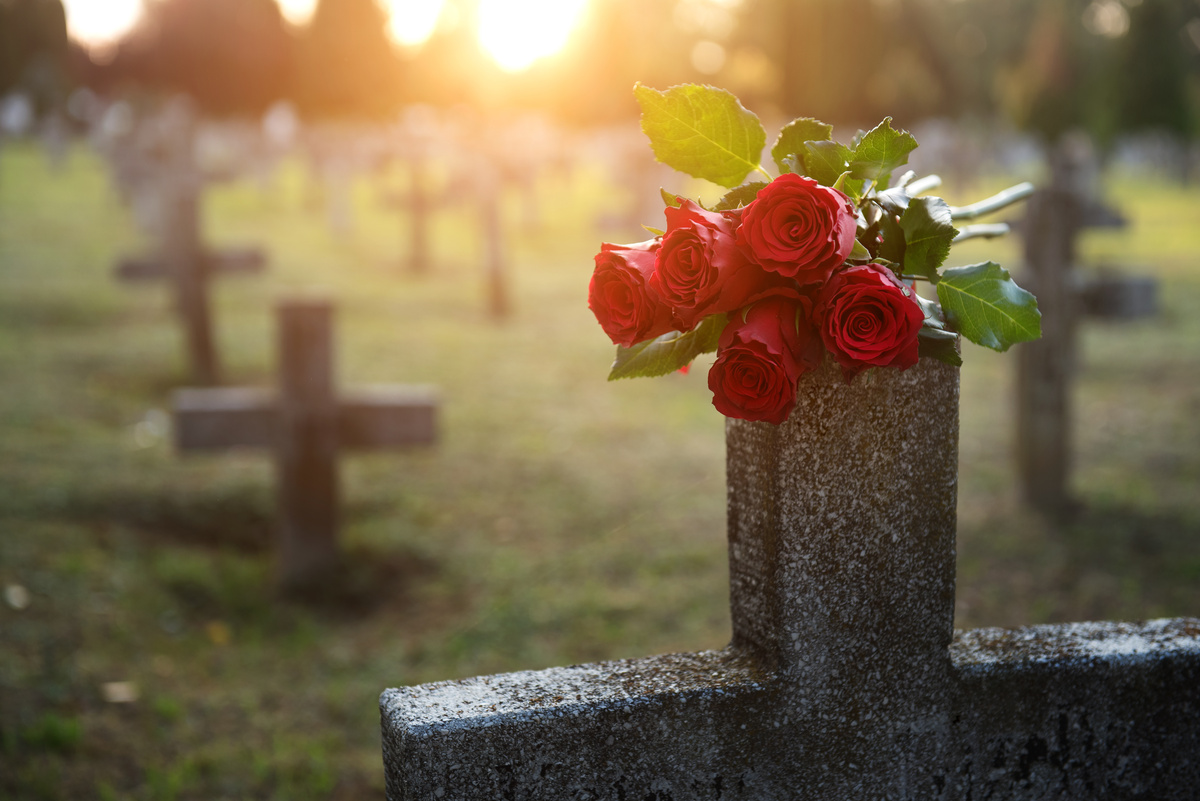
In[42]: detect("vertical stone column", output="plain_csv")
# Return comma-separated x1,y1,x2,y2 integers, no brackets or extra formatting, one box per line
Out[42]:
407,155,431,275
276,300,339,589
1016,188,1081,518
726,356,960,796
161,104,218,387
478,162,509,320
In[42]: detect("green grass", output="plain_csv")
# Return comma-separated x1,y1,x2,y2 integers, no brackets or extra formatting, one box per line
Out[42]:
2,141,1199,798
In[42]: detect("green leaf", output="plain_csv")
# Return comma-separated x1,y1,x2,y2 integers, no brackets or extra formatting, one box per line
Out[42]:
918,329,963,367
804,140,853,186
635,83,766,189
831,170,865,202
660,188,683,208
608,314,728,380
848,117,918,186
899,197,958,283
913,291,947,328
771,117,832,174
920,322,957,340
848,237,870,261
874,185,911,214
713,182,768,211
936,262,1042,352
642,225,665,236
876,211,905,264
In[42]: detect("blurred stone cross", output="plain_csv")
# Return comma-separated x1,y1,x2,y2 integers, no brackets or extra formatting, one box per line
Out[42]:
381,359,1199,799
380,111,466,276
112,97,267,386
173,298,438,589
383,146,439,275
1016,142,1158,519
476,155,510,321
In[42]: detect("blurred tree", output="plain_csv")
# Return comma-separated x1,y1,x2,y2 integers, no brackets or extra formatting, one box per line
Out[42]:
997,0,1115,145
1114,0,1195,140
0,0,69,112
734,0,965,127
992,0,1200,159
101,0,293,117
293,0,402,120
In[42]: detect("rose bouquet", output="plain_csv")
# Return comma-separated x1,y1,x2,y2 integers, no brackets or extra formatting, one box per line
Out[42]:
588,83,1042,424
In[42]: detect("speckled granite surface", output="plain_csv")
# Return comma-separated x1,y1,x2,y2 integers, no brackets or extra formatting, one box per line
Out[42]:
381,359,1200,800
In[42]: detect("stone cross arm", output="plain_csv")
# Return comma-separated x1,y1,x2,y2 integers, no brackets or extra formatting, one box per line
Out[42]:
174,384,438,451
382,619,1200,799
115,247,268,283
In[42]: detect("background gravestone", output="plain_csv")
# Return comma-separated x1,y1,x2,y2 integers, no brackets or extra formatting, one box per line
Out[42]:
173,298,439,589
108,99,269,386
1016,143,1159,518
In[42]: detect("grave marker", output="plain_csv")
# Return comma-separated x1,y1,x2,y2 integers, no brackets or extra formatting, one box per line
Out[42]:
477,158,510,320
174,298,438,588
1015,187,1081,518
381,358,1199,799
110,100,268,386
380,147,466,276
1015,169,1158,518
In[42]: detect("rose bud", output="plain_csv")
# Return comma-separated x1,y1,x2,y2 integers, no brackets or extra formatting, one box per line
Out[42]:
588,239,676,347
737,173,858,286
650,199,783,332
708,293,823,425
814,263,925,381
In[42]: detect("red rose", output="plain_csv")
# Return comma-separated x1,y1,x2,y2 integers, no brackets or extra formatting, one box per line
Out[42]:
649,200,781,331
708,294,823,424
814,263,924,381
588,239,676,347
736,173,858,286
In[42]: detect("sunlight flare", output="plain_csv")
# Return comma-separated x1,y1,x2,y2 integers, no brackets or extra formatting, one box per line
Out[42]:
477,0,589,72
276,0,318,26
61,0,143,45
386,0,445,47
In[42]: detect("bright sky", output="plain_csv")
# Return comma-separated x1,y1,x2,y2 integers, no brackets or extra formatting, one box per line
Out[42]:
62,0,590,71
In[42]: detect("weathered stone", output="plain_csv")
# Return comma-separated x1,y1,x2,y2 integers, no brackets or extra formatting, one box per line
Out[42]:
380,358,1200,799
950,618,1200,799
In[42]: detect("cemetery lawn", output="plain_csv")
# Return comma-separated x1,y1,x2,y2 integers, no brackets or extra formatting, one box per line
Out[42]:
2,141,1199,799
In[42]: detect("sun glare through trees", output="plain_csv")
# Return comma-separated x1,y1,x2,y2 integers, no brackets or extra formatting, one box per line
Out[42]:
478,0,589,71
61,0,142,46
62,0,588,72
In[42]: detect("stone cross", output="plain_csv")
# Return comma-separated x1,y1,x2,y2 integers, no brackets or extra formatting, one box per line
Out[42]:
397,153,434,274
111,100,267,386
1015,175,1157,518
476,158,510,321
1015,187,1082,519
381,358,1199,799
381,146,467,276
173,299,438,589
